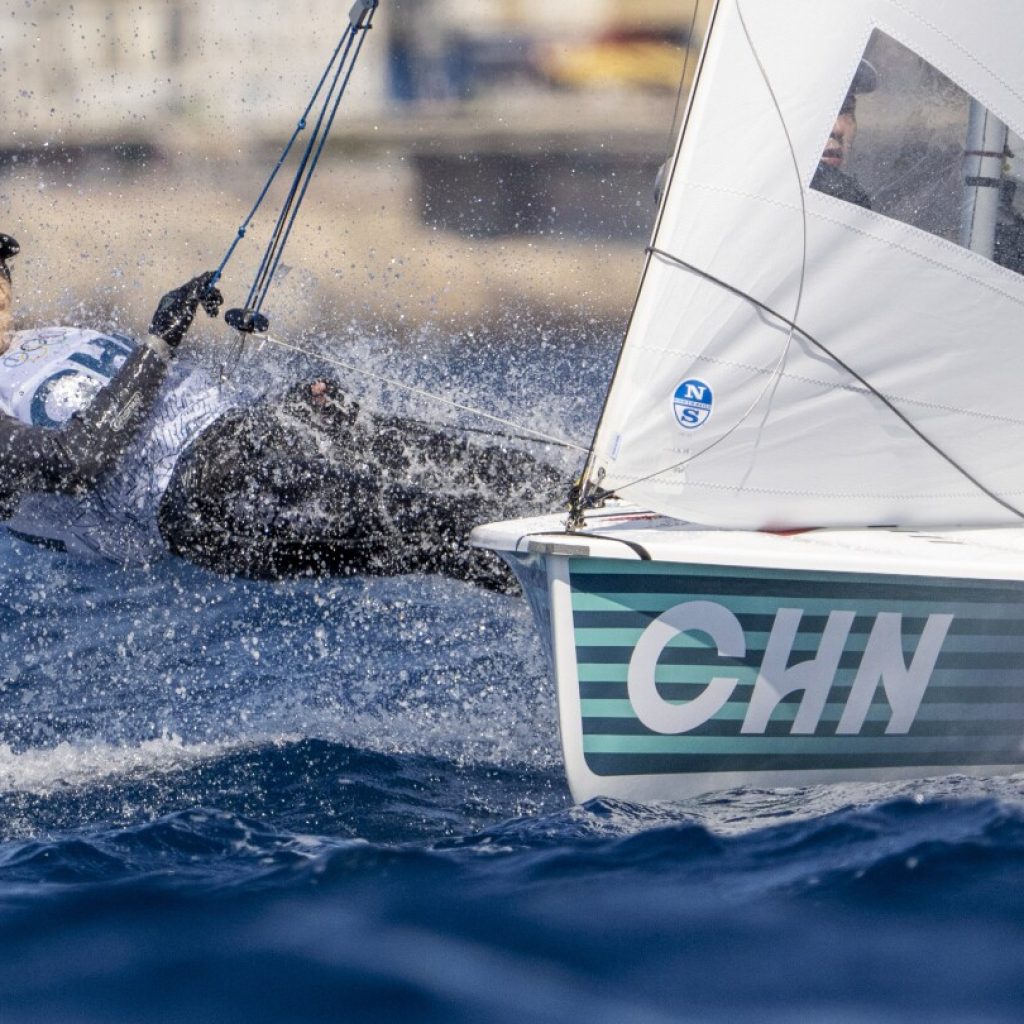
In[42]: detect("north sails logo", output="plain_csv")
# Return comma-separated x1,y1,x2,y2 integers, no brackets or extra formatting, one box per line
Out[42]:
627,601,954,736
672,378,713,430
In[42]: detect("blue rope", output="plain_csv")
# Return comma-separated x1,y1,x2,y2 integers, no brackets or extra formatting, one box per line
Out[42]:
252,16,376,314
243,25,362,310
214,0,379,306
212,33,347,284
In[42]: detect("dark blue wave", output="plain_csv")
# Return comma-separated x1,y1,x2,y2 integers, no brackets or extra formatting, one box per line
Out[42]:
2,748,1024,1023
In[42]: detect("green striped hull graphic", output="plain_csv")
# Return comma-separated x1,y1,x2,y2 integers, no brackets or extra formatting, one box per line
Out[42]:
567,559,1024,778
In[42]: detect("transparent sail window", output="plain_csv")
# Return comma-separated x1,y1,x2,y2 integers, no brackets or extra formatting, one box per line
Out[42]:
811,29,1024,277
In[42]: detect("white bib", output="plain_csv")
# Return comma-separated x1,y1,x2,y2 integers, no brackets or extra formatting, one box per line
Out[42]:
0,327,136,426
0,326,239,561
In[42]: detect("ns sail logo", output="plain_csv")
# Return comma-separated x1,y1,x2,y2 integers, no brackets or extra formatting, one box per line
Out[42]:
673,378,713,430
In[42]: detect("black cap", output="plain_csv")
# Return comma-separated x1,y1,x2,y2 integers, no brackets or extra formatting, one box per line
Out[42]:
852,58,878,95
840,60,879,117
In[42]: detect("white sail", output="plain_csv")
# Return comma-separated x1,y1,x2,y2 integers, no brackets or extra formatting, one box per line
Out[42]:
589,0,1024,529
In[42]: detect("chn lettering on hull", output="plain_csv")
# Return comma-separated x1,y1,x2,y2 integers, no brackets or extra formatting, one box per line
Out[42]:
626,601,953,737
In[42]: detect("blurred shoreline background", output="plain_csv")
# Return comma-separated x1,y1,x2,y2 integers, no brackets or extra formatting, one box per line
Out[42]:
0,0,693,343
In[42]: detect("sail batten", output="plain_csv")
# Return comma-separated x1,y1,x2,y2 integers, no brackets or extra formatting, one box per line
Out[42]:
589,0,1024,530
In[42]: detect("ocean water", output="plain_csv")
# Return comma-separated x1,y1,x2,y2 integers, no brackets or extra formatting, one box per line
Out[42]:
1,335,1024,1022
4,528,1024,1022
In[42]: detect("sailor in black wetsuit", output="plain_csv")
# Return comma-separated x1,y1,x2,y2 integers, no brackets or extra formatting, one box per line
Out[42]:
159,384,563,589
0,237,564,591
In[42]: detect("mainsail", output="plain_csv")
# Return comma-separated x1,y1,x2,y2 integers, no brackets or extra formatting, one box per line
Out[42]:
587,0,1024,529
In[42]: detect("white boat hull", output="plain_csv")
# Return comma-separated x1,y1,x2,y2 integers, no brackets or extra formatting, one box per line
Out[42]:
472,505,1024,803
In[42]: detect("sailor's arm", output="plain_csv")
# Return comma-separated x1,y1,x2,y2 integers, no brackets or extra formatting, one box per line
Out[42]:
0,337,172,493
0,271,223,496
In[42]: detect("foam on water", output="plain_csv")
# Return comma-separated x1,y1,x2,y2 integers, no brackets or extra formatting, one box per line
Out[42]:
0,733,265,796
0,531,561,763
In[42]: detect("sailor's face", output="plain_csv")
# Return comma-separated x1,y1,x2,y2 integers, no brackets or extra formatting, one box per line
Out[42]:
821,109,857,169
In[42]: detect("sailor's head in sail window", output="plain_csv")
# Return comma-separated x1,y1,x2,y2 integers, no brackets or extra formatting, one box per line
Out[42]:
811,59,877,210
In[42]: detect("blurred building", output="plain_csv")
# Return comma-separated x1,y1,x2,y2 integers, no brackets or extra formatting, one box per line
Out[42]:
384,0,692,239
387,0,692,101
0,0,689,143
0,0,691,242
0,0,389,145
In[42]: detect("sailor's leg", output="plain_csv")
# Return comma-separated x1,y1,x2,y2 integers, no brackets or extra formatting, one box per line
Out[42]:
158,383,564,588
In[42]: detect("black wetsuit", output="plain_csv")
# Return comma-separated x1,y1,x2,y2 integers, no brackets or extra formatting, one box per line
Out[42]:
0,342,169,518
159,385,566,591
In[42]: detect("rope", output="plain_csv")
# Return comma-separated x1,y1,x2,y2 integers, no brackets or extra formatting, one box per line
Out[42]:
213,0,379,309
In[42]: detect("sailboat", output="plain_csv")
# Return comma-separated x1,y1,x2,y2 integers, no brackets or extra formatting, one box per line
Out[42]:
471,0,1024,803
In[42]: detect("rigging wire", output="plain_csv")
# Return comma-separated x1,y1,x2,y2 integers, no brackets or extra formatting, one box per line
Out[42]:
569,0,721,524
664,1,704,157
246,18,375,317
202,0,585,458
212,0,379,331
254,332,590,454
211,28,357,285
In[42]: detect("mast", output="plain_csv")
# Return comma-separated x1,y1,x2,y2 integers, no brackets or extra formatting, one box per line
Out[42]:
960,98,1008,259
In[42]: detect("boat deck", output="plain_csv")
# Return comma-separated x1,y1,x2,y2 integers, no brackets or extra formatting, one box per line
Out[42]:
471,502,1024,582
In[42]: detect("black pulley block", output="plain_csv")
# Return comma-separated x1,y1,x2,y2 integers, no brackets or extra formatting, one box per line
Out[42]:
0,234,19,282
0,235,19,262
225,308,270,334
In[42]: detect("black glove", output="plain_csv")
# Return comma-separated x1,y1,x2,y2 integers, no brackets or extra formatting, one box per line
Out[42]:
0,234,20,284
148,271,223,348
